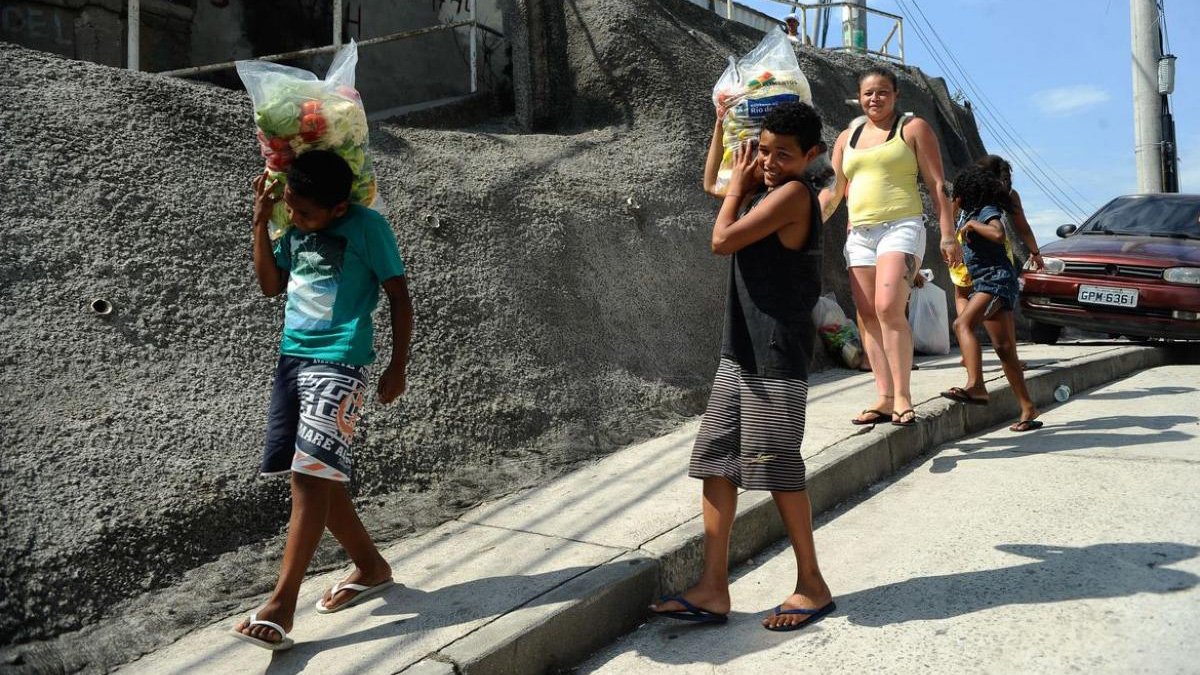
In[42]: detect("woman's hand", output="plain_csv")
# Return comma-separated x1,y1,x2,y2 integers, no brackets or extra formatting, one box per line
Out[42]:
252,171,280,228
726,139,762,197
940,238,963,266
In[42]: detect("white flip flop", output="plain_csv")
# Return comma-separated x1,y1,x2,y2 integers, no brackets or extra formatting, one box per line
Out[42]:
230,613,294,651
315,579,395,614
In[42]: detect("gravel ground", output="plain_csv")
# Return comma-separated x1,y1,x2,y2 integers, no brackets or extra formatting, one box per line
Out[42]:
0,0,983,671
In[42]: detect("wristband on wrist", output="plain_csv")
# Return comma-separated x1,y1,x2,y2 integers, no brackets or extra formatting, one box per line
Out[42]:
940,239,957,246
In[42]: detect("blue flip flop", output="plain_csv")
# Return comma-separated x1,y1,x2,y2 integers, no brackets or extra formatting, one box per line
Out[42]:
763,600,836,632
651,595,728,624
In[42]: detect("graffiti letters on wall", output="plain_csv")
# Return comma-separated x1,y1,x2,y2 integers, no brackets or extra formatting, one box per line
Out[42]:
433,0,470,14
1,2,75,56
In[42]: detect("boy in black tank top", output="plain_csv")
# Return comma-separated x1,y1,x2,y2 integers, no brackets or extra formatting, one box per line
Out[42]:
652,102,835,631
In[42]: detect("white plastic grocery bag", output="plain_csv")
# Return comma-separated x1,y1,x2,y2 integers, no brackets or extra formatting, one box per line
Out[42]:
711,29,813,194
812,293,864,369
237,41,377,239
909,279,951,355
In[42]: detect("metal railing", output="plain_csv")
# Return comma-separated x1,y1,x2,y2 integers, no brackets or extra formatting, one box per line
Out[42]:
126,0,480,93
725,0,905,64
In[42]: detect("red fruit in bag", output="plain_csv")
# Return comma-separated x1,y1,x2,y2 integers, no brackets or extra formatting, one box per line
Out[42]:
265,148,295,172
301,100,323,116
299,113,328,143
267,136,291,152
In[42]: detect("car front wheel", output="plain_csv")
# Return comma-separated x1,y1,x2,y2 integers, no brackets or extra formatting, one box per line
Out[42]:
1031,321,1062,345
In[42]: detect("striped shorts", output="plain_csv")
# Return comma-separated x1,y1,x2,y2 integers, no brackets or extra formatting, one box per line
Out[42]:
688,358,810,492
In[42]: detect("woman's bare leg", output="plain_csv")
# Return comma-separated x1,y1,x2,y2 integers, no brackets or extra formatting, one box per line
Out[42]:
873,252,918,418
850,266,895,420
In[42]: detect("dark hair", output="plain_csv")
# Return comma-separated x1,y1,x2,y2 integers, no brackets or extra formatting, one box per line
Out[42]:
952,165,1012,213
975,154,1012,178
286,150,353,208
762,101,822,151
857,65,898,90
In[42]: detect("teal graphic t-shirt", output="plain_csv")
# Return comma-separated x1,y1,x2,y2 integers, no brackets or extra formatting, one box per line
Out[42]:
272,204,406,366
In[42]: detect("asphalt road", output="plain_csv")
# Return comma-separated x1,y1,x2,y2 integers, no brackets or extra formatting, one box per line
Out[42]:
579,365,1200,674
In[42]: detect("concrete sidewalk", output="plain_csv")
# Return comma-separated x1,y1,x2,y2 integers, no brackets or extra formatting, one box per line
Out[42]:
119,343,1168,675
580,364,1200,674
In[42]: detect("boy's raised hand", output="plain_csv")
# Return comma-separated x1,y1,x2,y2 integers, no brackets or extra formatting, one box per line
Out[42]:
726,139,762,196
252,171,280,227
377,363,406,404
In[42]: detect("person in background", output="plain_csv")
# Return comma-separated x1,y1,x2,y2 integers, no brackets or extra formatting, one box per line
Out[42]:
941,165,1041,432
784,14,803,44
820,65,960,427
948,154,1044,316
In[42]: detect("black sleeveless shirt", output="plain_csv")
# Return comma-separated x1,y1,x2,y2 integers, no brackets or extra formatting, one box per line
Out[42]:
719,182,822,379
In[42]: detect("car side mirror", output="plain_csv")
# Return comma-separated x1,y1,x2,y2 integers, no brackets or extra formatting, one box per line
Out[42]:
1056,224,1078,238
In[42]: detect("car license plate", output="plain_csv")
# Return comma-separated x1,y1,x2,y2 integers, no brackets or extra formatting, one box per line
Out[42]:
1077,285,1138,307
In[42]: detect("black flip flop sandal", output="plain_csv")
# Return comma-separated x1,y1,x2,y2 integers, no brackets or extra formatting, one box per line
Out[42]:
851,409,891,425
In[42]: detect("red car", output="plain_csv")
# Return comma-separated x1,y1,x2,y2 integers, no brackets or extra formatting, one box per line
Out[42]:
1019,193,1200,343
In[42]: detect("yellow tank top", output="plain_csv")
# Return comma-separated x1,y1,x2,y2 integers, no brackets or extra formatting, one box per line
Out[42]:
842,122,924,227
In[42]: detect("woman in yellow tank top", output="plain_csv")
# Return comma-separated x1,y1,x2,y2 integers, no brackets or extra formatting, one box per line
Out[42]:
819,66,960,427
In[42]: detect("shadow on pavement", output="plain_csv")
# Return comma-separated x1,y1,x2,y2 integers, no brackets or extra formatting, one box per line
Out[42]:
839,542,1199,627
217,566,598,675
1080,386,1197,400
929,414,1198,474
606,542,1198,668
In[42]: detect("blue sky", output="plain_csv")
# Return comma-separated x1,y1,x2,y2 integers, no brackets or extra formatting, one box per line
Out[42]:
739,0,1198,245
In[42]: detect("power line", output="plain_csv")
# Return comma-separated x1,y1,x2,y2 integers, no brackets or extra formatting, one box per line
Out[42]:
899,0,1094,220
903,1,1096,218
895,0,1095,222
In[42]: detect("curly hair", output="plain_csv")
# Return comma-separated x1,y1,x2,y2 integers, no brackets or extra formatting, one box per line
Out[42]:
952,165,1012,213
762,101,822,151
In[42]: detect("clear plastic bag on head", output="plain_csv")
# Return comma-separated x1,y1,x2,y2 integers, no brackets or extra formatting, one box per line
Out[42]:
812,293,864,369
711,29,813,194
908,277,951,355
236,40,378,240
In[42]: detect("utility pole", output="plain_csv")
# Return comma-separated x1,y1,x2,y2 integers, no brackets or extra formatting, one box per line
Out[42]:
1130,0,1163,192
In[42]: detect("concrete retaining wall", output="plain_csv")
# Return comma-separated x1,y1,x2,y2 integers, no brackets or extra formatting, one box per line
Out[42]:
1,0,985,654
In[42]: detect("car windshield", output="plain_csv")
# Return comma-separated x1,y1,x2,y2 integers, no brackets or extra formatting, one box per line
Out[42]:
1079,196,1200,239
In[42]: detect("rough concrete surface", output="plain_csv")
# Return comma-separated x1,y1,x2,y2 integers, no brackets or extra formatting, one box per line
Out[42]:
1,0,984,670
580,365,1200,674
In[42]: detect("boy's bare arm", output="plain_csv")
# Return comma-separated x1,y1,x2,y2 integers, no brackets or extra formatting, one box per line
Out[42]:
377,275,413,405
251,172,287,296
702,110,728,198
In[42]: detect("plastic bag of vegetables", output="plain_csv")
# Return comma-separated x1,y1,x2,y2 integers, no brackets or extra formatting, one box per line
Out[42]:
711,30,813,194
236,40,377,240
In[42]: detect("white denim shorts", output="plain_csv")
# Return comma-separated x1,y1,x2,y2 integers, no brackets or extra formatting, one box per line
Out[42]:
843,215,927,268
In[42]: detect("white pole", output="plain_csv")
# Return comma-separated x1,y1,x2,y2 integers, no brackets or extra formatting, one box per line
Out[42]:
726,0,732,20
1130,0,1163,192
469,0,477,94
333,0,343,48
127,0,139,70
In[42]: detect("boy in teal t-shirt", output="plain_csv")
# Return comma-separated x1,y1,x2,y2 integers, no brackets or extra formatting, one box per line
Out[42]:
232,151,413,651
